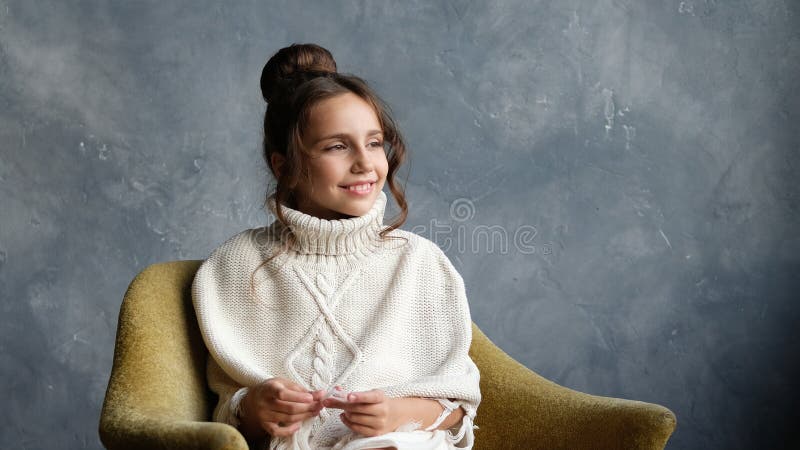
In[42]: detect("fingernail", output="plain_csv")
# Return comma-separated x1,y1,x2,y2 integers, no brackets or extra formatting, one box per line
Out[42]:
348,393,356,401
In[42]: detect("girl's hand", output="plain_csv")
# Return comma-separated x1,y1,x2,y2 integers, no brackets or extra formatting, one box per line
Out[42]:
242,377,326,437
321,388,401,437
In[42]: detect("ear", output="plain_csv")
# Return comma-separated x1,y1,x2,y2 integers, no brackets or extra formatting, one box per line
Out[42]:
270,153,285,179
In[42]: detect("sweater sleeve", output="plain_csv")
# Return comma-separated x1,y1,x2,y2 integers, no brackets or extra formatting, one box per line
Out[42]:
206,355,249,428
436,249,481,449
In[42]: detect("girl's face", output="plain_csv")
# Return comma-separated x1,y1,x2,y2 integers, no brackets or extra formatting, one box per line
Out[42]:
292,92,389,220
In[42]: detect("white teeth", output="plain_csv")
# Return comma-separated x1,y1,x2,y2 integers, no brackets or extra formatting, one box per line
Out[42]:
347,183,371,192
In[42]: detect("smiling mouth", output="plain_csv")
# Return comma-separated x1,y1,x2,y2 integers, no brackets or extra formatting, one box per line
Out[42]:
339,182,375,193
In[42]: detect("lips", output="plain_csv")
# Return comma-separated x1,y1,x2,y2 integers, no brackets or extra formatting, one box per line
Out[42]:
339,180,377,188
340,181,375,193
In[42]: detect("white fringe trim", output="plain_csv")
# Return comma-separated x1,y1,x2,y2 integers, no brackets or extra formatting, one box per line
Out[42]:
395,419,423,432
219,386,249,428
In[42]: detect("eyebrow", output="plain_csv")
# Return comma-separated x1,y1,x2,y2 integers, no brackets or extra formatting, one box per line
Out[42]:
314,129,383,144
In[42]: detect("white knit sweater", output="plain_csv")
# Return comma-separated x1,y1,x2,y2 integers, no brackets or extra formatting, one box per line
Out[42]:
191,190,481,450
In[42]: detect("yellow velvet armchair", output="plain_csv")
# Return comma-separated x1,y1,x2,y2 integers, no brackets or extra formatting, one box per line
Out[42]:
99,260,677,449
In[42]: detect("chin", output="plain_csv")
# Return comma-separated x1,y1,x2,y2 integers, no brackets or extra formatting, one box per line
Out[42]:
338,206,370,218
335,199,374,218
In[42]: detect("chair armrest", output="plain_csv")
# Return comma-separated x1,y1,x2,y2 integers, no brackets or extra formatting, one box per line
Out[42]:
99,407,247,450
99,261,249,450
470,325,676,450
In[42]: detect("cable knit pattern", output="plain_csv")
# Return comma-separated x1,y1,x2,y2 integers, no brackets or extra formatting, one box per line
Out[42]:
312,320,335,391
192,190,481,450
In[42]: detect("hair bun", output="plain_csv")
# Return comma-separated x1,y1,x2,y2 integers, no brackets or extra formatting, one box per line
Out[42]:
260,43,338,104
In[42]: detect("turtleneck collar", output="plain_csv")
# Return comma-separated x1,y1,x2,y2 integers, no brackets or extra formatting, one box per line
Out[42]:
266,190,388,256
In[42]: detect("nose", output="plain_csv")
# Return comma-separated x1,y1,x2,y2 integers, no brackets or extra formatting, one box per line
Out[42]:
351,144,375,173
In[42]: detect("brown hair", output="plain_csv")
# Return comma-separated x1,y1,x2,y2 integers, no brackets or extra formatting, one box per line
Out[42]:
250,43,410,298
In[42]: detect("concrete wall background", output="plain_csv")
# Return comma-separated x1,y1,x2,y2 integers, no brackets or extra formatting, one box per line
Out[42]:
1,1,798,448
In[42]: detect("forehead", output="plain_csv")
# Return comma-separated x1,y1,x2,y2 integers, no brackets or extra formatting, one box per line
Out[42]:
305,92,382,137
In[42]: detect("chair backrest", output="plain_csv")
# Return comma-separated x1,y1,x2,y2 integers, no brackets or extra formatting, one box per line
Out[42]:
102,260,214,425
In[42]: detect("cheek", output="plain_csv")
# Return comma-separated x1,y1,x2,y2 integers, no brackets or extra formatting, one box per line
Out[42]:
310,160,348,183
376,155,390,176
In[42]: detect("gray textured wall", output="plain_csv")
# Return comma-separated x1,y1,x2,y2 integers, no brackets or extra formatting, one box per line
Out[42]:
1,1,798,449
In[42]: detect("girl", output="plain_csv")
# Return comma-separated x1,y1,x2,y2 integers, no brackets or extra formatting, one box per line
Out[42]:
192,43,481,450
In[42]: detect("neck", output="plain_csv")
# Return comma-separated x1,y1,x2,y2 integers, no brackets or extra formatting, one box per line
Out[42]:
266,190,388,256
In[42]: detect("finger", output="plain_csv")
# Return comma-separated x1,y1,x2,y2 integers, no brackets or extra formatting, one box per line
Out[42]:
321,398,374,414
322,396,372,412
322,391,382,409
321,397,348,409
342,411,379,425
273,387,314,403
310,389,327,401
340,412,378,437
345,389,384,404
271,409,321,424
269,403,323,418
265,379,314,401
272,398,324,414
266,420,302,437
